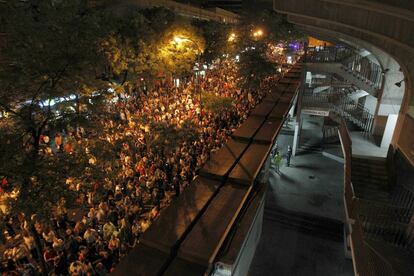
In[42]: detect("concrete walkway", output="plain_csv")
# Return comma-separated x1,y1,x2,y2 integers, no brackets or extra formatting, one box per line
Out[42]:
248,119,354,276
350,131,388,158
248,219,353,276
268,150,346,221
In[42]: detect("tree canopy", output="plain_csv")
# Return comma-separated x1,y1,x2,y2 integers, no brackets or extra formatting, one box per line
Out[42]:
0,0,303,228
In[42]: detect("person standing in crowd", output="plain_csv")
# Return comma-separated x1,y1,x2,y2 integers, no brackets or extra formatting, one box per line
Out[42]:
286,145,292,167
0,58,275,274
54,133,62,151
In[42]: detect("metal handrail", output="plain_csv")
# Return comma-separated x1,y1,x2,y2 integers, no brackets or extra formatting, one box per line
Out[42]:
302,91,374,135
305,46,354,63
304,45,383,91
338,120,398,276
342,54,383,89
355,198,413,224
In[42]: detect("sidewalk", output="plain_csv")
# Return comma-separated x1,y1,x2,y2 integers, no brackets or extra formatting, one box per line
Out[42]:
249,124,353,275
268,147,345,221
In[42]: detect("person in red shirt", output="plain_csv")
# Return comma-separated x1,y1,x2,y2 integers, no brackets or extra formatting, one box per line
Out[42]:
43,246,57,269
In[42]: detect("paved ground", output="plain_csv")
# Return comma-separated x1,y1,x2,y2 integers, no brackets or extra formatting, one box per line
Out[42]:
350,131,388,158
267,150,346,221
249,219,353,276
248,116,354,276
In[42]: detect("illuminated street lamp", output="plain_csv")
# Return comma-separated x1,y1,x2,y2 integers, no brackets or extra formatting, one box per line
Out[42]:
172,36,202,54
253,29,264,38
173,36,185,44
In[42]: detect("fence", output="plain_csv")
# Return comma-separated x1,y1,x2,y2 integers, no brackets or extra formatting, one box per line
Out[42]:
302,90,374,135
338,119,397,276
305,46,354,63
304,45,383,91
342,55,383,89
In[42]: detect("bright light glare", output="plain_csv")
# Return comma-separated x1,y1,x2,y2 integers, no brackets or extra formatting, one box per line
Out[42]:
228,33,236,42
174,36,185,44
174,78,180,87
253,29,263,38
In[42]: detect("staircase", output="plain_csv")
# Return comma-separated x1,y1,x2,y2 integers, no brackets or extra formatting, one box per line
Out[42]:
305,45,383,97
350,156,414,275
302,89,375,135
305,46,353,63
264,205,343,241
342,54,383,90
322,125,340,144
351,157,391,202
297,141,323,154
306,62,379,96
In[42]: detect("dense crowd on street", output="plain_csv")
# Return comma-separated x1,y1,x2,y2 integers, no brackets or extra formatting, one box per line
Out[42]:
0,59,278,275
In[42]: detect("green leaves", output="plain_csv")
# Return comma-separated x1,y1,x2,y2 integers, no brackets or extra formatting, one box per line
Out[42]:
0,1,299,226
193,20,234,63
238,49,277,90
157,22,206,77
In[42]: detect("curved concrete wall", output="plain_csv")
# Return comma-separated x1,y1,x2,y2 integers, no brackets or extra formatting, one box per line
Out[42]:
274,0,414,164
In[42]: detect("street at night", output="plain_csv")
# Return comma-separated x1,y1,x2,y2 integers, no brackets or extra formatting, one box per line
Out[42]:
2,0,414,276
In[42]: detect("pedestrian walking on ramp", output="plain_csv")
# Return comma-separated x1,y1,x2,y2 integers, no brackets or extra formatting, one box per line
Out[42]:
273,151,282,174
286,145,292,167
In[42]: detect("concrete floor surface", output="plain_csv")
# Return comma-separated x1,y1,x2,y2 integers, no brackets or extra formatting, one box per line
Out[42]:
248,219,354,276
248,117,354,276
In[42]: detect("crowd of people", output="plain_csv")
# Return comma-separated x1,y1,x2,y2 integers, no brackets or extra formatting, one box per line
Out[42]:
0,58,278,275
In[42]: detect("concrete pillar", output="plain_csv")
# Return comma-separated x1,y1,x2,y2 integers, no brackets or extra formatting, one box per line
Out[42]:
381,114,398,148
292,120,300,156
289,93,298,118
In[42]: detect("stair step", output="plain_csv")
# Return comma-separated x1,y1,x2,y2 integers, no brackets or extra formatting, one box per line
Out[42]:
352,163,387,170
365,233,410,250
352,172,388,181
299,146,322,150
352,176,388,183
352,177,389,185
354,188,389,195
352,180,388,188
352,157,387,166
264,205,343,241
353,184,390,193
351,167,388,175
352,164,387,170
353,189,389,198
353,185,389,193
355,195,391,203
352,158,387,165
352,180,389,189
357,197,391,204
365,238,414,276
354,191,390,199
363,227,407,242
